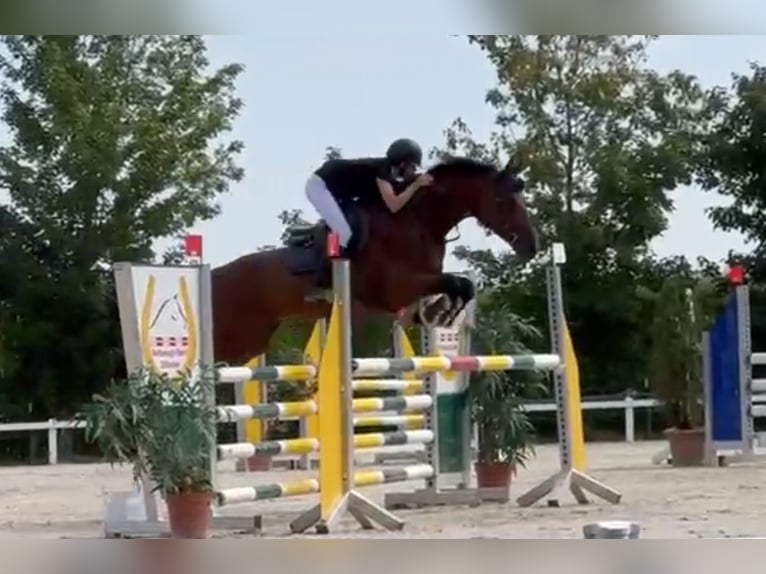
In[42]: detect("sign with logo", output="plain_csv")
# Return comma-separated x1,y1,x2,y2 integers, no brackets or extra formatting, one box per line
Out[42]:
114,263,205,380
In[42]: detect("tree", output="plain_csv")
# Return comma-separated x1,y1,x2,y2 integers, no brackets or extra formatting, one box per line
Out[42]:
696,63,766,357
0,35,244,265
441,35,708,395
324,146,343,160
0,35,244,420
699,63,766,271
448,35,704,257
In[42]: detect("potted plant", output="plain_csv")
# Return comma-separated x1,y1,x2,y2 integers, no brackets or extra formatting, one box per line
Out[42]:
469,302,547,488
645,274,717,466
78,368,218,538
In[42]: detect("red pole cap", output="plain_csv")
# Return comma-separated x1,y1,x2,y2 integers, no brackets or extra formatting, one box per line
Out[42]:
728,264,744,285
184,234,203,261
327,232,341,258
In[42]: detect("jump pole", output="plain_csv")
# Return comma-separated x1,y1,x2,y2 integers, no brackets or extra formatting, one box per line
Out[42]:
290,233,406,533
516,243,621,507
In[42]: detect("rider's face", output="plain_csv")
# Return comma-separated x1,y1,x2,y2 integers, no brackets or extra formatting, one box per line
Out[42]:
398,162,418,179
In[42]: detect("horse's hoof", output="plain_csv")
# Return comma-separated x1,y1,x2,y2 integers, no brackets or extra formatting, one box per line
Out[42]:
416,308,436,328
437,312,453,327
418,296,450,327
444,299,467,326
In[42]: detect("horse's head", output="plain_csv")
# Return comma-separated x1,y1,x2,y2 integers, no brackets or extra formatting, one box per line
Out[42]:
425,157,540,260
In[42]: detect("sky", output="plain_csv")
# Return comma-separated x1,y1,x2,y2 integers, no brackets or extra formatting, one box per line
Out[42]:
1,34,765,271
190,34,764,271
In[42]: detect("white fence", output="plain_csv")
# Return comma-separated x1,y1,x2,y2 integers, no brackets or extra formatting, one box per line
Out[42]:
523,396,659,444
0,396,660,465
0,419,87,464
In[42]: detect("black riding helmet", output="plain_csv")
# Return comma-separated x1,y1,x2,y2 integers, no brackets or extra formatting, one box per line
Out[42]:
386,138,423,167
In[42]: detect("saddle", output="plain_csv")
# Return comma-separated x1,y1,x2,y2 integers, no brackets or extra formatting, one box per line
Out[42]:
283,206,369,287
286,222,327,249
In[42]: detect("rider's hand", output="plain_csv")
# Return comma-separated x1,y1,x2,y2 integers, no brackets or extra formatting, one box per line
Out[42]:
415,173,433,188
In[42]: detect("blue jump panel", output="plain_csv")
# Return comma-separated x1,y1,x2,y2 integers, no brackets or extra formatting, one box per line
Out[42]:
709,291,745,443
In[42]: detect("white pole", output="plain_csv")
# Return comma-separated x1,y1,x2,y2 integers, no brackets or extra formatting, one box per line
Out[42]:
48,419,58,465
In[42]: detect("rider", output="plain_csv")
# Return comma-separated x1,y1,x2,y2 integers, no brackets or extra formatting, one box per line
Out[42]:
305,138,433,254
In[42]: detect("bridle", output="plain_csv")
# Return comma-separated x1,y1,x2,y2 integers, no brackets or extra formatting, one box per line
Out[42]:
425,170,527,247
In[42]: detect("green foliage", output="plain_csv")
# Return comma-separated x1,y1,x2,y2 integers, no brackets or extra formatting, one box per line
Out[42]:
441,35,710,398
78,369,217,496
700,63,766,240
699,63,766,275
324,146,343,160
458,35,705,254
696,62,766,362
469,294,548,466
0,35,244,420
641,269,721,429
0,35,244,264
265,334,317,404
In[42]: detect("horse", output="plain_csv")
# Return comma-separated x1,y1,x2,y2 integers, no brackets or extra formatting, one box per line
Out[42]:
211,156,540,363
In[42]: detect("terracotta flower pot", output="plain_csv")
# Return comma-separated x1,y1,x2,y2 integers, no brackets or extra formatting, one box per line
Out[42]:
475,461,515,489
665,427,705,467
165,492,212,538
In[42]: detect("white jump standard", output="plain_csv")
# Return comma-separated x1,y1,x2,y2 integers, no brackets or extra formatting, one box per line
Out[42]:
517,252,621,507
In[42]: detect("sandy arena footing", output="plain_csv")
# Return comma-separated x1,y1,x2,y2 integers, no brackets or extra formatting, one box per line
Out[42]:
1,440,765,538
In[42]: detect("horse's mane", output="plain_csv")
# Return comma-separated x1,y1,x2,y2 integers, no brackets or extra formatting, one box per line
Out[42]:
427,156,498,179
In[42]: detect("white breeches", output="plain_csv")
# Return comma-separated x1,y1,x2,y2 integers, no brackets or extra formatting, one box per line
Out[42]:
305,174,353,247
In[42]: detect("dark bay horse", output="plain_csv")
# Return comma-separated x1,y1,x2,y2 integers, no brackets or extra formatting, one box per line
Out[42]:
212,157,540,363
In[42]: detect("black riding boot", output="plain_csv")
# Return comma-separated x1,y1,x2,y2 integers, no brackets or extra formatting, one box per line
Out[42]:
316,257,333,289
341,232,359,259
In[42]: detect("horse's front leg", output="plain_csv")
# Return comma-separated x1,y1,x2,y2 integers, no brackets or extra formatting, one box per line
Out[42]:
417,273,475,327
374,269,476,328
